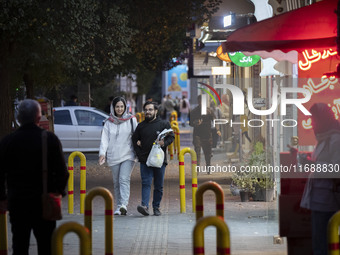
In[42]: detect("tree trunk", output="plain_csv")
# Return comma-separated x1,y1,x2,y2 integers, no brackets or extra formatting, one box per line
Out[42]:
0,65,13,140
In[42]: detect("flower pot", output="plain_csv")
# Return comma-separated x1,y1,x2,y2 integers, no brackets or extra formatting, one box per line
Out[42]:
240,191,250,202
264,188,274,202
253,187,265,201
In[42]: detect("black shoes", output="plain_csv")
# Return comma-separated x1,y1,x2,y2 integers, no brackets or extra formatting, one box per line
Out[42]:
137,205,149,216
137,205,162,216
153,208,161,216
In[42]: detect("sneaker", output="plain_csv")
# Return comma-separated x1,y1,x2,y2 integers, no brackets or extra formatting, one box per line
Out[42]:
120,205,127,216
114,209,121,215
153,208,161,216
137,205,149,216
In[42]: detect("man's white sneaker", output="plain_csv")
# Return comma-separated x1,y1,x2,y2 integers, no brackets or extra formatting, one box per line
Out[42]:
114,209,121,215
120,205,127,216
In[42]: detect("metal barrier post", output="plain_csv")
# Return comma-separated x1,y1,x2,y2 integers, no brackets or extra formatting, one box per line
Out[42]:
68,151,87,214
196,181,225,221
170,120,178,127
328,211,340,255
52,222,90,255
171,125,180,159
171,120,179,154
193,216,231,255
168,143,174,160
84,187,113,255
178,148,198,213
170,111,178,121
0,210,7,255
135,113,142,123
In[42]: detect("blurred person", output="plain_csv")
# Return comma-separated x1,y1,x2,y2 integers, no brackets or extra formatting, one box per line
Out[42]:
189,95,220,173
132,101,174,216
300,103,340,255
174,96,180,119
220,93,231,143
210,101,222,148
160,95,167,120
99,96,138,216
164,94,175,121
168,73,181,91
180,95,190,127
240,110,252,143
0,99,69,255
65,94,78,106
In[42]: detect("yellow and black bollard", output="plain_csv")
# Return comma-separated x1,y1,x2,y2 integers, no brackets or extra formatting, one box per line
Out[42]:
68,151,87,214
0,209,7,255
328,211,340,255
196,181,225,221
52,222,90,255
193,216,231,255
178,148,198,213
84,187,113,255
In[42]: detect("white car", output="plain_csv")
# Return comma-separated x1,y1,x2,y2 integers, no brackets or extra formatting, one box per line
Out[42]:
53,106,109,152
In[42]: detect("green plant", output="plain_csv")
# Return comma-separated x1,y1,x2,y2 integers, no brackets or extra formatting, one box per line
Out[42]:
249,142,275,190
232,171,256,193
256,172,275,189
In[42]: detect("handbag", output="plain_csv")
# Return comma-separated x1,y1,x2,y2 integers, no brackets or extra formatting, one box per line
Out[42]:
146,128,173,168
41,130,62,221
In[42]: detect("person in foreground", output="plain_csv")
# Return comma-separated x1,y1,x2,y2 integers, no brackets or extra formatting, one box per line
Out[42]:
132,101,174,216
0,99,69,255
99,96,137,216
300,103,340,255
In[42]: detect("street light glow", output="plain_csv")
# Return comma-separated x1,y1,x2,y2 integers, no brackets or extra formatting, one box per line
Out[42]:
223,15,232,27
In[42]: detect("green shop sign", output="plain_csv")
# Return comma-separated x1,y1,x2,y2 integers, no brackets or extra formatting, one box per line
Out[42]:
228,52,261,67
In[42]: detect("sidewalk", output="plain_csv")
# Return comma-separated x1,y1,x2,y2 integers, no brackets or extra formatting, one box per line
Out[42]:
5,126,287,254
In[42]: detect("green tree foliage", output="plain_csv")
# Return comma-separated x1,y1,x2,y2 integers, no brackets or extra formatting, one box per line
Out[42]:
0,0,221,138
121,0,221,72
0,0,134,138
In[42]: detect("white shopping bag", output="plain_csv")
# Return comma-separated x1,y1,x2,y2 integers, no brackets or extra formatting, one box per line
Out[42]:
146,128,173,168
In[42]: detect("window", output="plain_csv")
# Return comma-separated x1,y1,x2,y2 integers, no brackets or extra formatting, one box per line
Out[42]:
54,110,72,125
75,110,105,126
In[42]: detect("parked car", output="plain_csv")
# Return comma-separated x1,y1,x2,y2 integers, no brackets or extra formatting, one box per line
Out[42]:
53,106,109,152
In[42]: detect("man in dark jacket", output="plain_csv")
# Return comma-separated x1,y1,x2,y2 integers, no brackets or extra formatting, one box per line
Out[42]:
0,99,69,255
132,101,174,216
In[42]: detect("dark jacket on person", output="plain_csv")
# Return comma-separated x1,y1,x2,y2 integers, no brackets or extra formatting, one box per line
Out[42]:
0,123,69,211
189,105,215,139
132,117,174,165
300,103,340,212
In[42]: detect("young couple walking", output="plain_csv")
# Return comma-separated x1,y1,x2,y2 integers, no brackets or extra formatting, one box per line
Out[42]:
99,97,174,216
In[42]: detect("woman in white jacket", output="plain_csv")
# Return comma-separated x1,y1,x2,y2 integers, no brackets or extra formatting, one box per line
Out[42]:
99,96,137,215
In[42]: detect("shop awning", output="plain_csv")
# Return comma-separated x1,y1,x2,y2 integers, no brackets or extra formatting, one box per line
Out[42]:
221,0,338,54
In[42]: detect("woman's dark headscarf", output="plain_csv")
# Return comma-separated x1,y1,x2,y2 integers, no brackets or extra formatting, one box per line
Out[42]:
310,103,340,135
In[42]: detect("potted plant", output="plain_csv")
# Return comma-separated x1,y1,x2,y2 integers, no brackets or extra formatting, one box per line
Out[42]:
231,171,256,202
249,142,275,201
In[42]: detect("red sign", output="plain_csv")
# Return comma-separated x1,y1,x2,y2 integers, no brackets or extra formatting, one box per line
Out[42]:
298,48,340,146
